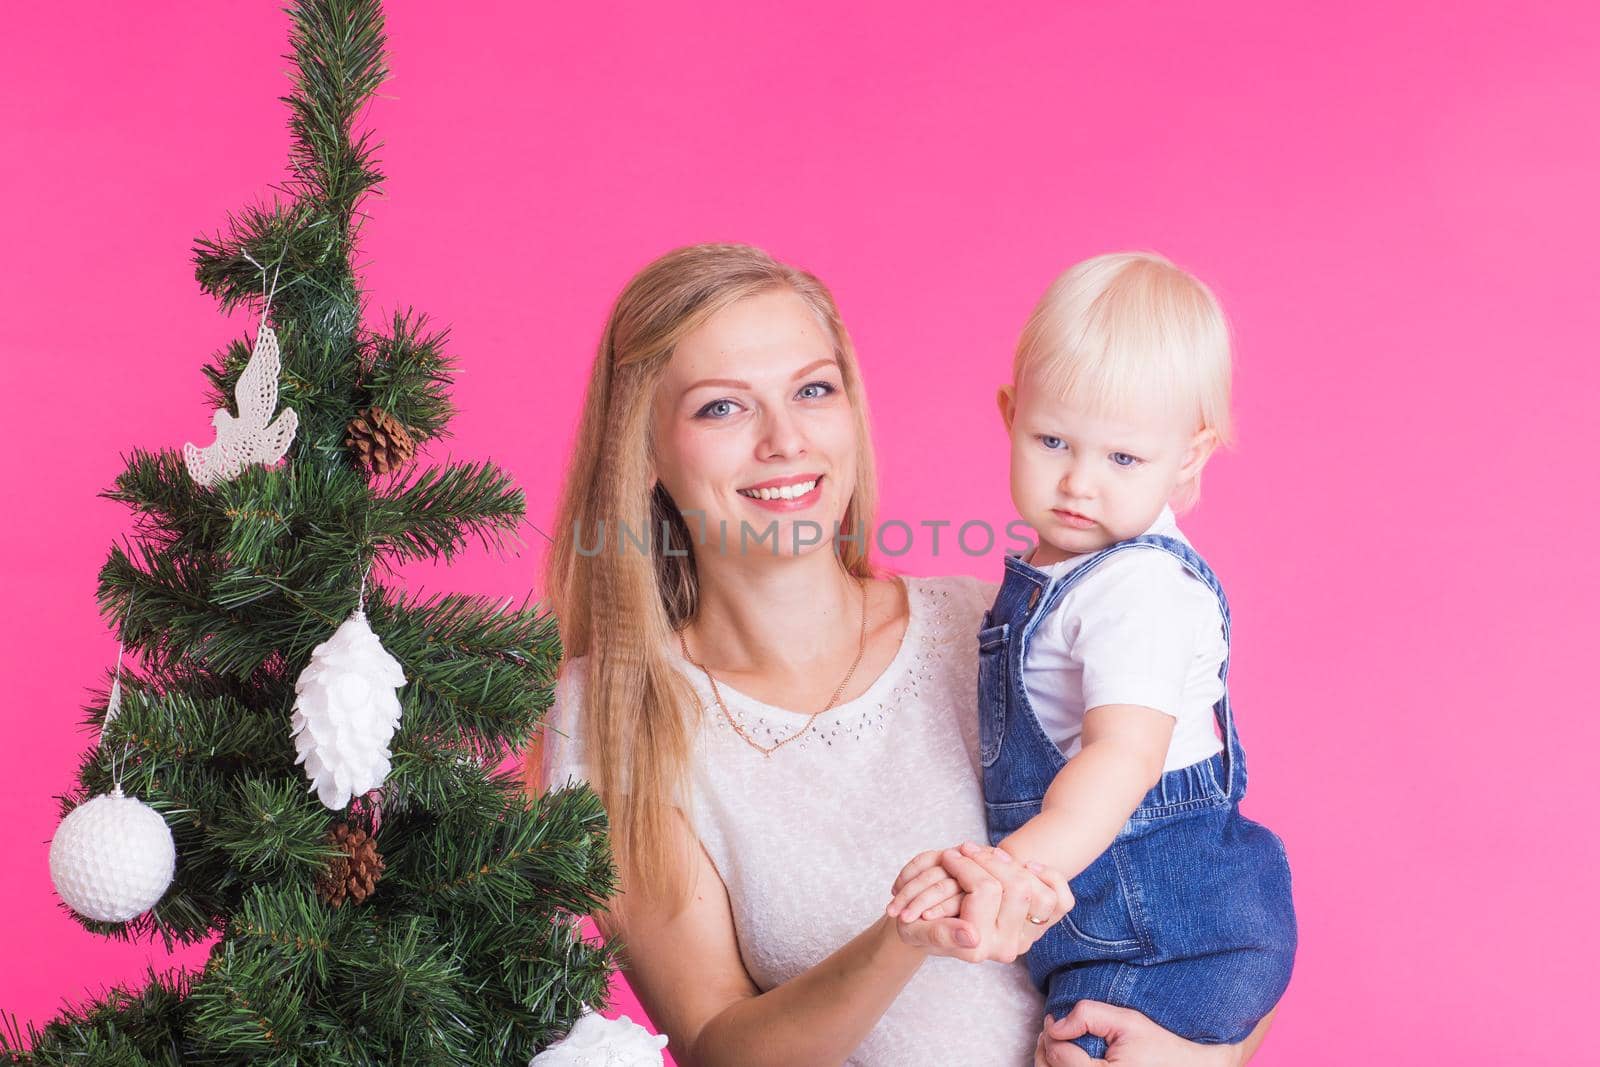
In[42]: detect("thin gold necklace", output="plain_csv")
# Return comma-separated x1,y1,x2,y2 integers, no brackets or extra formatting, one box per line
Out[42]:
677,576,869,758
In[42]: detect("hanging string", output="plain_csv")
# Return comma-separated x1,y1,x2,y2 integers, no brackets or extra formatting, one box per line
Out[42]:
105,639,127,792
241,248,285,328
261,259,282,325
103,590,138,794
357,557,372,616
521,515,555,546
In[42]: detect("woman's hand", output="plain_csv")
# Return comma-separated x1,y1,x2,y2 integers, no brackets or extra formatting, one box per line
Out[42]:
1035,1002,1249,1067
891,842,1072,964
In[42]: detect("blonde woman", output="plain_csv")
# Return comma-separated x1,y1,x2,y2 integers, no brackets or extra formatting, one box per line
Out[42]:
529,244,1273,1066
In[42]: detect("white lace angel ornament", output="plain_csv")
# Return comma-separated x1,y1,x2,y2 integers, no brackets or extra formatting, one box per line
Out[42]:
183,320,299,487
528,1006,668,1067
290,579,407,811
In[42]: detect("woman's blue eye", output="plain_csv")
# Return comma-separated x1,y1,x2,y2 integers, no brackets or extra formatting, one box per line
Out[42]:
696,382,834,419
697,399,738,419
1111,452,1141,467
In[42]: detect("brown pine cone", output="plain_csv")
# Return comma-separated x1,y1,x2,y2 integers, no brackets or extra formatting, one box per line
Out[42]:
316,821,385,907
203,938,228,976
345,406,417,476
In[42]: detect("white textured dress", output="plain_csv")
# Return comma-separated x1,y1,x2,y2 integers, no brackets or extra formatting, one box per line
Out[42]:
542,574,1045,1066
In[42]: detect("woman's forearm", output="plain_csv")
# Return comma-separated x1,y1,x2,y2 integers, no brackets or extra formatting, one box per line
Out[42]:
687,915,927,1067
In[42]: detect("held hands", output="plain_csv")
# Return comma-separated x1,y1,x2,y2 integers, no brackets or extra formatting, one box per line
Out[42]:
885,842,1073,964
886,849,967,923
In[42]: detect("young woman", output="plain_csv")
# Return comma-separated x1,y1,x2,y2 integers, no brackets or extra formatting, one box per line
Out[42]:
530,243,1274,1066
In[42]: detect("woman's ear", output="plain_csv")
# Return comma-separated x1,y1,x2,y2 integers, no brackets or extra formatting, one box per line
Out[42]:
996,384,1016,433
1178,428,1219,482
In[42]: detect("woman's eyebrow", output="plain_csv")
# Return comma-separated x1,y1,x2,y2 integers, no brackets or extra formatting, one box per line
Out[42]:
683,358,838,394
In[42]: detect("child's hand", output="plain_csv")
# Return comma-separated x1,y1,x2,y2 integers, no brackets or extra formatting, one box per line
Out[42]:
886,847,967,922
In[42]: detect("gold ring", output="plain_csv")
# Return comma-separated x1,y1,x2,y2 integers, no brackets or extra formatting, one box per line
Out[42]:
1027,914,1049,925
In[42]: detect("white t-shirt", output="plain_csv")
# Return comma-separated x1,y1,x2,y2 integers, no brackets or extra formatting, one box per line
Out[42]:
541,574,1045,1066
1020,505,1227,773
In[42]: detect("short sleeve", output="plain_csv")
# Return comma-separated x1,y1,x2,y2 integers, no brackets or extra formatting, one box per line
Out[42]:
541,656,592,789
1063,550,1219,719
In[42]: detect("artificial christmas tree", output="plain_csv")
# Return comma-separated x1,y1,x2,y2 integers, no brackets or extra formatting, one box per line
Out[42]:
2,1,623,1062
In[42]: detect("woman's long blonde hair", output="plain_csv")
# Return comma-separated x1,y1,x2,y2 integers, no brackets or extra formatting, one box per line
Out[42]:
533,243,879,915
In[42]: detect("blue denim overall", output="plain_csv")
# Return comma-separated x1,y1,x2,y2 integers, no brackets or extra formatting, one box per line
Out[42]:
978,534,1297,1057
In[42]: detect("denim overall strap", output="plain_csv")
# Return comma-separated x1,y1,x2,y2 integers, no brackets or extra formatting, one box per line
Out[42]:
1024,533,1246,800
987,552,1054,631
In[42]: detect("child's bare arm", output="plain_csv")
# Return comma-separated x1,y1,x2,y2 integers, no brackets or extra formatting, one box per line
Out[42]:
885,849,965,922
887,705,1172,921
998,703,1174,880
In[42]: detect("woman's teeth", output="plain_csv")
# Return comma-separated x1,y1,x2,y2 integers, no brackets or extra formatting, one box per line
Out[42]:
738,478,818,501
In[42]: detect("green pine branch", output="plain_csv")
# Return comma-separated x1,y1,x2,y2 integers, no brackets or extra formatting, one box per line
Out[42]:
370,459,525,564
1,965,194,1066
361,308,457,442
281,0,387,227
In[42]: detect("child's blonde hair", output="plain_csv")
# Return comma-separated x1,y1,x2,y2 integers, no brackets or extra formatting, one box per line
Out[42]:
1013,251,1233,511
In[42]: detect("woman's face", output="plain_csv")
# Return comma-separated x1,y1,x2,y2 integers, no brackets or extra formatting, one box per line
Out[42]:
651,287,857,561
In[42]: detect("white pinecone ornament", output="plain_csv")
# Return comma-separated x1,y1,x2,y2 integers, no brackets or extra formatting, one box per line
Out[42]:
290,608,406,810
529,1007,668,1067
49,786,176,922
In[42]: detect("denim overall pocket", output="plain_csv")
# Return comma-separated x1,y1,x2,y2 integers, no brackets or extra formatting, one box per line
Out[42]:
1057,841,1145,958
987,801,1145,959
976,620,1009,767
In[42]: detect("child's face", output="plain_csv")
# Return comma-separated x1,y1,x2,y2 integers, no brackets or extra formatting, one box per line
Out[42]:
998,380,1214,566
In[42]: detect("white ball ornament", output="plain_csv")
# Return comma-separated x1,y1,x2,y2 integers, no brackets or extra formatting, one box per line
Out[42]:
49,786,176,922
528,1007,668,1067
290,608,406,811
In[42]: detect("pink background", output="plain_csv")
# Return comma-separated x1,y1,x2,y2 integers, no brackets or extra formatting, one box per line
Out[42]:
3,2,1597,1062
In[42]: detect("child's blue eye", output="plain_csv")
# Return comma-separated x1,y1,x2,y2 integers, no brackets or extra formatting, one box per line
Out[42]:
1111,452,1141,467
1038,435,1066,451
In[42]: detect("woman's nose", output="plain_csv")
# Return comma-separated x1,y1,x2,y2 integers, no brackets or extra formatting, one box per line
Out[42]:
759,405,807,459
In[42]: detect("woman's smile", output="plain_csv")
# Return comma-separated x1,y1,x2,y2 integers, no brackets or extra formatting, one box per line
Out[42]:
737,472,825,510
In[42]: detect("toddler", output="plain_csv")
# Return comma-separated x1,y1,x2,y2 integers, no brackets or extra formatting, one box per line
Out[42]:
887,252,1296,1057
